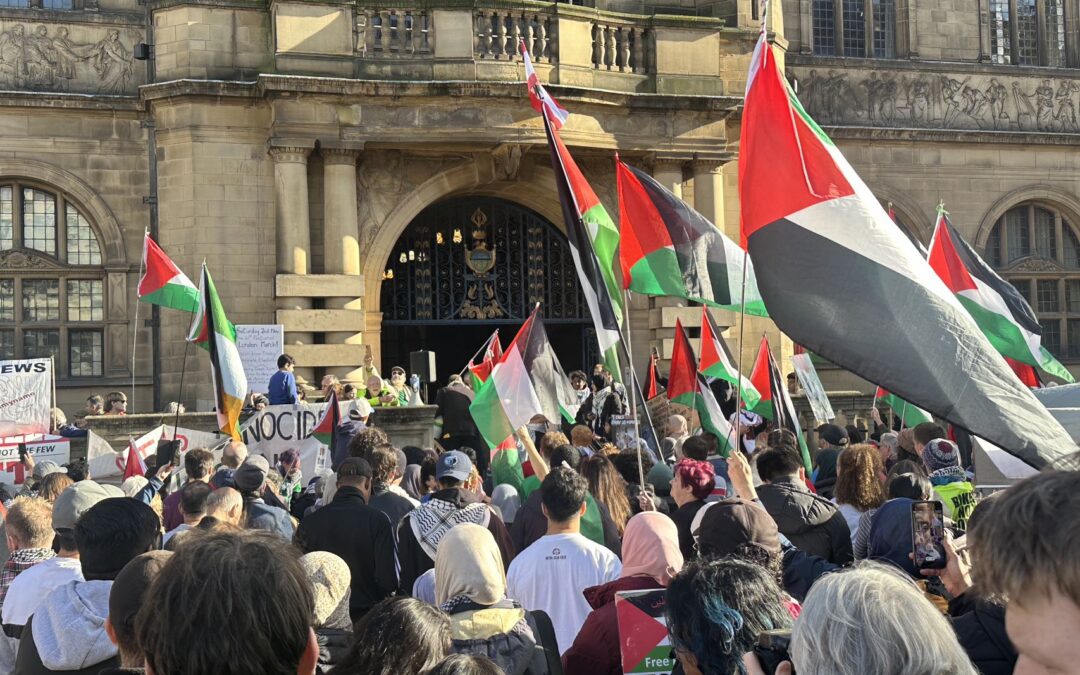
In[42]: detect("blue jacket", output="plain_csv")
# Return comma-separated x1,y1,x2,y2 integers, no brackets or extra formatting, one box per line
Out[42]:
268,370,298,405
247,499,295,539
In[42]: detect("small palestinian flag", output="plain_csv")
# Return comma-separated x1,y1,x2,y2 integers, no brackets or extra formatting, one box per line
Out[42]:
644,352,661,399
122,437,147,481
750,336,812,471
737,23,1076,468
468,330,503,390
928,208,1075,384
311,389,340,456
699,306,761,411
666,320,735,454
138,233,199,313
874,386,932,429
187,264,247,440
617,159,767,316
520,39,568,130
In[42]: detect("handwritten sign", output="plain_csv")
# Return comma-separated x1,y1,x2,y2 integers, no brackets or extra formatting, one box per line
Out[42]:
0,359,52,437
236,325,285,395
0,435,70,486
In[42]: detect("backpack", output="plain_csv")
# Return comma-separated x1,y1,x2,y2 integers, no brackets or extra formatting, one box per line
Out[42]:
524,609,564,675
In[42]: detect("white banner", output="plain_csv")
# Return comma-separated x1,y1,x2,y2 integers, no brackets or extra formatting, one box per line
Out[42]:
0,359,52,437
236,325,285,395
88,425,228,480
0,435,70,486
240,403,338,481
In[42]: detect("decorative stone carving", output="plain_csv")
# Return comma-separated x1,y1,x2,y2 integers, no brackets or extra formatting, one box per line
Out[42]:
0,249,64,269
490,143,527,181
0,23,139,95
1006,257,1065,273
793,66,1080,134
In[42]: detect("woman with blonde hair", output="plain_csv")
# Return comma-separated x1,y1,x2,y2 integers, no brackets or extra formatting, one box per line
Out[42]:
833,443,886,545
579,455,631,536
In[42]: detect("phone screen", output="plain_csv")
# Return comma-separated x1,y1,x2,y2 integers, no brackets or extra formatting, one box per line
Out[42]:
154,440,179,470
17,443,28,462
911,500,947,569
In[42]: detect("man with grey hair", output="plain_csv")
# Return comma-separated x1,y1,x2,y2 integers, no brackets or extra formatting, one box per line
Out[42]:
775,562,977,675
205,486,244,526
211,440,249,489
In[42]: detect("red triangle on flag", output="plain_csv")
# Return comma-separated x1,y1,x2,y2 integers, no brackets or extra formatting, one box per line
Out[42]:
616,593,670,673
123,439,147,481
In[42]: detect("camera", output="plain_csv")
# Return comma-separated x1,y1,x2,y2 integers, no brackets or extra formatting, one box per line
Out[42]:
753,629,793,675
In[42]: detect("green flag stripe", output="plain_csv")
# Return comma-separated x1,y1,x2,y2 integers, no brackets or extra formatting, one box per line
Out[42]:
627,248,685,297
582,203,624,322
472,377,515,449
140,283,199,313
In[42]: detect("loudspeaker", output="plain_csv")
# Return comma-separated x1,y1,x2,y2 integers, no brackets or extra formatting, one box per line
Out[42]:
410,350,437,383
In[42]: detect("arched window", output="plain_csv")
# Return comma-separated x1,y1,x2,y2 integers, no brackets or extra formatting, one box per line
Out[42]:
989,0,1067,66
986,202,1080,359
812,0,896,57
0,182,106,377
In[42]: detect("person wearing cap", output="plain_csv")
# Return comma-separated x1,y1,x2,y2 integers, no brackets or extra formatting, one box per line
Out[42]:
0,481,113,671
756,448,853,565
921,438,977,531
332,400,372,471
397,450,514,596
15,498,160,675
294,457,396,622
367,445,417,531
812,423,849,499
234,456,295,540
434,374,484,475
299,552,353,675
100,551,172,673
387,366,414,406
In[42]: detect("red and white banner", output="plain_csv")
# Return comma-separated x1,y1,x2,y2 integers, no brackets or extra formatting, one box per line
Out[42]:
0,359,52,437
0,435,70,486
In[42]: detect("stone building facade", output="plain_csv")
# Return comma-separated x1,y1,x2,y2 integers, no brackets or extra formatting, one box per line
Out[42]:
0,0,1077,413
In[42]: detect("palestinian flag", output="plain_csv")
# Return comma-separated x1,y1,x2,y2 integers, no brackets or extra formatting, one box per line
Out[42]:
187,264,247,440
667,320,735,454
737,27,1077,468
752,336,812,471
617,159,768,316
874,386,932,428
520,39,568,130
645,352,661,399
468,331,503,391
928,208,1075,384
699,306,761,411
138,234,199,313
471,306,578,448
122,437,147,480
311,389,340,457
1005,356,1041,388
542,107,624,380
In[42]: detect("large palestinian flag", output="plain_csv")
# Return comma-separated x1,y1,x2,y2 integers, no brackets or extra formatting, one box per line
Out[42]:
737,28,1077,468
617,159,767,316
667,320,735,454
699,306,761,411
187,264,247,440
928,209,1074,383
138,234,199,313
540,97,624,380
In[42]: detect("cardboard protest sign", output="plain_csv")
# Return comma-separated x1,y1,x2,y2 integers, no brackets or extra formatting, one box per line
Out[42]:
0,435,70,486
0,359,52,437
235,325,284,395
616,589,674,674
791,353,834,426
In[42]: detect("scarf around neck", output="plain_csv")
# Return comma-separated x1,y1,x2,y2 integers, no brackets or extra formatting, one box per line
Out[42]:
410,497,491,560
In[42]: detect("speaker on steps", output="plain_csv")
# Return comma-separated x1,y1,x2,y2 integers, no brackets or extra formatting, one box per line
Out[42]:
410,350,437,383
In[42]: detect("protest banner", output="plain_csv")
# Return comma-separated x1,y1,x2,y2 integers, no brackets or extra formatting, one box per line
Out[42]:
87,426,164,479
0,435,70,486
645,393,671,429
239,402,345,480
609,414,638,451
615,589,673,674
236,325,284,395
0,358,52,437
791,353,834,426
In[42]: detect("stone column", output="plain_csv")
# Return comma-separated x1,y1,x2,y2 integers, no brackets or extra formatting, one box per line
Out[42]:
270,139,315,384
651,158,684,199
321,142,365,381
692,159,726,234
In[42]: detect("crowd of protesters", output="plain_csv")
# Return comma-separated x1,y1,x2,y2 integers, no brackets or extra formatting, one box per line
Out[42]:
6,364,1078,675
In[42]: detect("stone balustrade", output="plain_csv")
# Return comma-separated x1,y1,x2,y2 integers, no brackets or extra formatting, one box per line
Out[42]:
358,8,433,57
474,8,555,62
591,18,652,74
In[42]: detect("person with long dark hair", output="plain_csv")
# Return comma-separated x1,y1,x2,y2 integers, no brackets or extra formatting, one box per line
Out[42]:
333,596,451,675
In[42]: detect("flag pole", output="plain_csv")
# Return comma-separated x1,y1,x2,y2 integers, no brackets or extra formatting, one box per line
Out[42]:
621,288,647,488
729,250,752,447
172,329,191,443
458,330,497,379
132,229,148,412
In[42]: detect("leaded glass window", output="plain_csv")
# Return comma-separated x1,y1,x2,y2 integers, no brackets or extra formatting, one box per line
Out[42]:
22,280,60,322
989,0,1012,64
842,0,866,56
812,0,896,57
22,189,55,255
872,0,896,57
812,0,836,55
0,188,11,251
65,206,101,265
991,0,1069,66
68,330,102,377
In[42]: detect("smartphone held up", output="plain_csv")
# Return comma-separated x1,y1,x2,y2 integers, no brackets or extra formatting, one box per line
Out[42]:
911,500,947,570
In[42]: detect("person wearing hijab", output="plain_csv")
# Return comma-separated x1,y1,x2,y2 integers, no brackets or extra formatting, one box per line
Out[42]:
562,512,684,675
402,464,425,502
434,524,560,675
490,485,521,526
301,551,354,674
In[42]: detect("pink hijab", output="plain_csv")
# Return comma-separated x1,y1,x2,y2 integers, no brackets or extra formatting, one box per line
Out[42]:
619,512,684,587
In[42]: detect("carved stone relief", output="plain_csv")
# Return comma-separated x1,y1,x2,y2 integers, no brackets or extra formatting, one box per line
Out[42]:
794,67,1080,134
0,249,64,269
0,22,141,95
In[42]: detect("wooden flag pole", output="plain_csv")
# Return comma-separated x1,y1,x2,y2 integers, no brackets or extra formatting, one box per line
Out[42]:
730,250,752,445
131,228,148,412
621,288,647,489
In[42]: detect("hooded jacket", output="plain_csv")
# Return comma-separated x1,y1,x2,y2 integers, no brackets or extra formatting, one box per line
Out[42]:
448,603,554,675
757,476,853,564
315,627,352,675
397,487,515,595
561,575,659,675
14,580,118,675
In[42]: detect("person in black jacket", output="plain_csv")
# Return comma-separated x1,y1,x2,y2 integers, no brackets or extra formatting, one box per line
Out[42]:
368,444,417,532
756,448,853,565
294,458,398,621
435,375,486,475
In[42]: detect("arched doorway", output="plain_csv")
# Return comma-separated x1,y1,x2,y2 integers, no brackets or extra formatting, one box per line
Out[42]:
380,196,598,381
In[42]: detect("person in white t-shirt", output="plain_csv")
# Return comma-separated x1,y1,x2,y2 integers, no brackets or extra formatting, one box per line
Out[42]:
506,467,621,655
